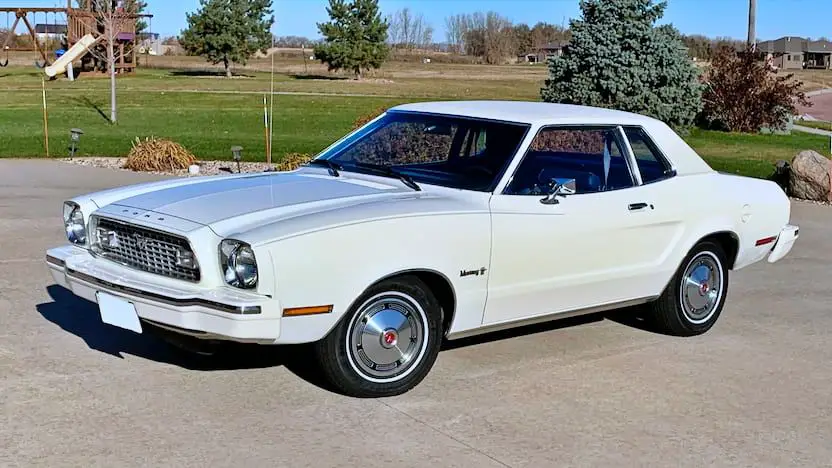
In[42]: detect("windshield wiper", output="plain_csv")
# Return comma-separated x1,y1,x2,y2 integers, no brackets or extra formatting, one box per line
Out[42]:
306,159,342,177
354,162,421,191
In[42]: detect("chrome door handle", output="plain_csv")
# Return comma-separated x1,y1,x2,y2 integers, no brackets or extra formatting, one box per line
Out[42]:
628,202,649,211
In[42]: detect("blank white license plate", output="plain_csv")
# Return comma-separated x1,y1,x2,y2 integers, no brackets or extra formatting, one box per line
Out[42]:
96,291,143,334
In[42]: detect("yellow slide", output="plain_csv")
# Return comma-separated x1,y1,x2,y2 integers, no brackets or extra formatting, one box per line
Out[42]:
44,34,98,78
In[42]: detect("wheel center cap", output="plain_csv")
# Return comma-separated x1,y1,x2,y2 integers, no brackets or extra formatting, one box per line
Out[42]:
381,329,398,347
699,282,710,295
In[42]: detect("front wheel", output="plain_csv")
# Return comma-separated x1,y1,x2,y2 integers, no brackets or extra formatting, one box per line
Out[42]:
313,276,443,398
647,241,730,337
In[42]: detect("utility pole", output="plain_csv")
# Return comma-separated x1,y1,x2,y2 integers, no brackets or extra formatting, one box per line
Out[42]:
747,0,757,50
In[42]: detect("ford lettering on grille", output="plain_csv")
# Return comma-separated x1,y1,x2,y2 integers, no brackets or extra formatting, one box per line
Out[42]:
90,216,201,282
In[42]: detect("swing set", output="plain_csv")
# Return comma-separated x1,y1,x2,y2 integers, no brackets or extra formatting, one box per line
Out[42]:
0,7,66,68
0,2,152,73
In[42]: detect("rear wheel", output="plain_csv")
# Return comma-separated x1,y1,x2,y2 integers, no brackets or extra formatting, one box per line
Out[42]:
648,241,729,337
314,276,443,398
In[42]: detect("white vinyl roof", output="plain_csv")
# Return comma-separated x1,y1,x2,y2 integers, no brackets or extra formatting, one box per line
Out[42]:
389,100,662,126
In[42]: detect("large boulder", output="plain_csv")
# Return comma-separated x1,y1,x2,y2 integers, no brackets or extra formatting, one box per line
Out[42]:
790,150,832,202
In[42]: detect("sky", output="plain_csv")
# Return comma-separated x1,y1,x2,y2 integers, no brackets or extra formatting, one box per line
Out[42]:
5,0,832,42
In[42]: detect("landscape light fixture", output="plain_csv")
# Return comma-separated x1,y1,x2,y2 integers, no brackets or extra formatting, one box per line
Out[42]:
231,145,243,173
69,128,84,158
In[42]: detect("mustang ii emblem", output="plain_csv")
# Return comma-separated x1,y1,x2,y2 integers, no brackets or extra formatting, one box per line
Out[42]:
460,267,487,277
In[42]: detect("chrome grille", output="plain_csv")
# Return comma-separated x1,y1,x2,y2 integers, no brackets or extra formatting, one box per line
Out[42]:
91,217,200,282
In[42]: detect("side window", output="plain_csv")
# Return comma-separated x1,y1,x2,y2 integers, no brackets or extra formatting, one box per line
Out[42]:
505,127,634,195
623,127,673,184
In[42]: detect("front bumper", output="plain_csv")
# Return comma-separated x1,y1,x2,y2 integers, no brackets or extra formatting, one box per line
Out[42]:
45,245,281,344
767,224,799,263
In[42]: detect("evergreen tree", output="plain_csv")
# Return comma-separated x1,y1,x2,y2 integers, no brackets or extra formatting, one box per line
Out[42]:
180,0,274,78
314,0,389,79
541,0,702,129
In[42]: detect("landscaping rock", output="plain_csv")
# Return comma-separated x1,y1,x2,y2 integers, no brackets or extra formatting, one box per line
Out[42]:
790,150,832,202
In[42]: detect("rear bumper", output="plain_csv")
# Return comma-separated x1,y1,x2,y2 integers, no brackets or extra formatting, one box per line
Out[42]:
768,224,799,263
45,245,281,344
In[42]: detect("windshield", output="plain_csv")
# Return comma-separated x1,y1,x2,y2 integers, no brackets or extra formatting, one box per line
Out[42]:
316,111,531,192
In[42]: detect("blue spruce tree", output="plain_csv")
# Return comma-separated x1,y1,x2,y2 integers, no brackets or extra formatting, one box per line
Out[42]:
541,0,703,130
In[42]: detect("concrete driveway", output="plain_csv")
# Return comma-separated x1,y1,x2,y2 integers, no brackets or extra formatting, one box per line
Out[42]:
2,159,830,467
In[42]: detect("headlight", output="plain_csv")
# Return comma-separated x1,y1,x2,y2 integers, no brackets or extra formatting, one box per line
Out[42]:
63,201,86,245
219,240,258,289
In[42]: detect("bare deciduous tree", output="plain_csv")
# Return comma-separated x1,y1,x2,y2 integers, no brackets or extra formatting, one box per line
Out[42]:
85,1,134,123
462,11,513,64
387,8,433,52
444,14,466,54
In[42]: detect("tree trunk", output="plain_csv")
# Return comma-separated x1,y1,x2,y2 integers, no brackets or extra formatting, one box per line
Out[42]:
224,56,232,78
108,39,117,123
354,67,361,80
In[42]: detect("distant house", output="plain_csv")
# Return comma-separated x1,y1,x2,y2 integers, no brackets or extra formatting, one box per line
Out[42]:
757,36,832,70
519,41,568,64
35,24,67,42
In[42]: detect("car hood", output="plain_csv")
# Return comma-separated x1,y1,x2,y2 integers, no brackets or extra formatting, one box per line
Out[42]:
109,170,408,227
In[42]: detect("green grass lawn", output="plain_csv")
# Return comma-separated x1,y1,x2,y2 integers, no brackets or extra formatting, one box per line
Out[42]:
1,66,829,179
686,128,829,179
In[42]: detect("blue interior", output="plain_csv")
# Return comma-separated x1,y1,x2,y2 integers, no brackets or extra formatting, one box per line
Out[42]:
506,151,670,194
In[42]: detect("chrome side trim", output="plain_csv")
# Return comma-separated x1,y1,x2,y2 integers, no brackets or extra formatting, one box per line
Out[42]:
445,296,657,340
46,254,65,268
65,268,262,315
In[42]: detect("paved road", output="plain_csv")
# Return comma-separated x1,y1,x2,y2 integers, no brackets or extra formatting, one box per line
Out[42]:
793,124,832,136
2,160,831,467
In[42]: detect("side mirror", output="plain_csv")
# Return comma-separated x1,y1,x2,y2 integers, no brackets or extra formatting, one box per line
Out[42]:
540,178,576,205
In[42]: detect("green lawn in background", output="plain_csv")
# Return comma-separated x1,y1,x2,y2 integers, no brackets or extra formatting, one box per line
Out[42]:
686,128,829,179
1,66,829,179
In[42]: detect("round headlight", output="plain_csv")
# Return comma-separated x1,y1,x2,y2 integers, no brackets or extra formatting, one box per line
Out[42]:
220,240,258,289
63,202,86,245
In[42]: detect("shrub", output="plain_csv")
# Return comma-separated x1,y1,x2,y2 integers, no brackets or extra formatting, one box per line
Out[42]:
275,153,313,171
123,137,196,172
700,48,811,133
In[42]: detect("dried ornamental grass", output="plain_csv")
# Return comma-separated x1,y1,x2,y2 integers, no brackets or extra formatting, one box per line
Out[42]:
123,137,197,172
275,153,313,171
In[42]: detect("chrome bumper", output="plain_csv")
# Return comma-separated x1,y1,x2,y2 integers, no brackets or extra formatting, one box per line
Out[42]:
768,224,799,264
45,245,281,343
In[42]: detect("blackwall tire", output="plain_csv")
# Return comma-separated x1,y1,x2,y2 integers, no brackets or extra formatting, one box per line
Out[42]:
648,241,729,337
313,275,443,398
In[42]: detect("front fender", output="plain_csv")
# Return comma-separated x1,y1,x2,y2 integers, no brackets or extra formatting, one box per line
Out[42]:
263,213,491,344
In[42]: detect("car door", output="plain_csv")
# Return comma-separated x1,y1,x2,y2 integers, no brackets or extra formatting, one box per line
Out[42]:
482,125,685,326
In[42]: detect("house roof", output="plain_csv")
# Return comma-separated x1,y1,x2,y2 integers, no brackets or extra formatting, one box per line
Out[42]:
539,41,568,51
35,24,67,34
807,39,832,53
757,36,832,54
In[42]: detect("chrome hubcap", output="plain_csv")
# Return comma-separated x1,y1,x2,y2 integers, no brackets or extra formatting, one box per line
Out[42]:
347,293,427,382
680,253,722,324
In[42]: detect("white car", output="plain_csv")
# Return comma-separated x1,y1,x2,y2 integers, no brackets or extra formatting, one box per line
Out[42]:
46,101,799,397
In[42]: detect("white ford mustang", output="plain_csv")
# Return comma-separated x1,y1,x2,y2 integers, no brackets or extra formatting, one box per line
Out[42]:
46,101,799,397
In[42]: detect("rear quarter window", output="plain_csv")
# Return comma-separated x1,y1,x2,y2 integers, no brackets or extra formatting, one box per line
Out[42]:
623,127,673,184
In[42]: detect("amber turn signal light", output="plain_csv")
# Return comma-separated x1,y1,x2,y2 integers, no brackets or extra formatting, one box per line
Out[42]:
282,305,333,317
